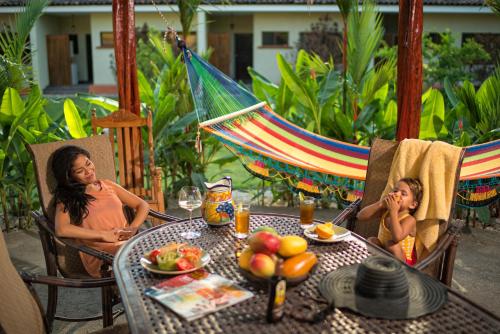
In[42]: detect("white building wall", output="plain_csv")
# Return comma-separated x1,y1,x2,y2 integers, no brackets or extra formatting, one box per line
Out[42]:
13,8,498,87
253,13,342,83
58,15,91,82
30,15,59,89
90,12,182,85
90,13,115,85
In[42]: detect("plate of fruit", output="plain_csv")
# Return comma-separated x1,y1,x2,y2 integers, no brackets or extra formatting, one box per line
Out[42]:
238,227,318,286
303,222,351,243
141,243,210,275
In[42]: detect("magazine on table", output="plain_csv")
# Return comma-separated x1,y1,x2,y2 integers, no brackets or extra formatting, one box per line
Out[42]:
144,270,254,321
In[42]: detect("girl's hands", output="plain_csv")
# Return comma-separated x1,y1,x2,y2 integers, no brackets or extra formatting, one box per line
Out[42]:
385,193,401,213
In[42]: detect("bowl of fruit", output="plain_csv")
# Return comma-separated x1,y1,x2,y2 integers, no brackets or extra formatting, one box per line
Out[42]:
238,227,318,287
141,243,210,275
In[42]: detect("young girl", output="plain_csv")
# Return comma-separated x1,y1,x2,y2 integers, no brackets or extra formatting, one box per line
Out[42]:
357,178,423,264
52,145,150,277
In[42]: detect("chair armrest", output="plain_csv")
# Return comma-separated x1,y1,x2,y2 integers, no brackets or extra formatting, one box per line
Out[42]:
58,237,115,265
332,198,362,226
414,219,464,271
32,211,114,265
20,271,116,288
148,208,182,222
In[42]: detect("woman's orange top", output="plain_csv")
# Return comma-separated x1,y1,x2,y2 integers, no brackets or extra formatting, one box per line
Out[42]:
78,180,127,277
377,211,416,262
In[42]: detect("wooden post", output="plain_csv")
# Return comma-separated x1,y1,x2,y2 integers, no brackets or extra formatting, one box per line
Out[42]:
396,0,423,140
112,0,141,116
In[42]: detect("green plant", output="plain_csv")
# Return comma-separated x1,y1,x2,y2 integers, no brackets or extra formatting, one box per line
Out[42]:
277,50,341,136
337,0,354,117
178,0,203,39
485,0,500,15
0,86,59,230
445,67,500,144
423,31,491,88
346,0,384,125
0,0,53,230
0,0,49,97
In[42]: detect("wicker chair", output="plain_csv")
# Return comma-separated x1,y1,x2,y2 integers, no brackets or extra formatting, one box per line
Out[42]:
334,138,465,286
0,229,129,334
27,135,177,330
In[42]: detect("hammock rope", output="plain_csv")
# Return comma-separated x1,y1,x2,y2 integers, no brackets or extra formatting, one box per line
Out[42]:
178,44,499,207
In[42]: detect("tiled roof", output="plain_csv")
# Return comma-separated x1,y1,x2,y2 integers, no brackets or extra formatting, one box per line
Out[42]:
0,1,487,6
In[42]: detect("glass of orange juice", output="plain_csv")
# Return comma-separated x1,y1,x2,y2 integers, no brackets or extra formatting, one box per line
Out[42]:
299,195,315,228
234,192,251,239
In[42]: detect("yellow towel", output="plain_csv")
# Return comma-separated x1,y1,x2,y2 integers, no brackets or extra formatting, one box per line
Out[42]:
381,139,463,259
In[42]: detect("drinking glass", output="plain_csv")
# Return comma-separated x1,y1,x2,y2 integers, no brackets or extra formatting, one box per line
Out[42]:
233,192,251,239
178,186,203,239
299,196,315,228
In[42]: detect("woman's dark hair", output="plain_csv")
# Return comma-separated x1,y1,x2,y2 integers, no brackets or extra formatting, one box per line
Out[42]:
51,145,95,225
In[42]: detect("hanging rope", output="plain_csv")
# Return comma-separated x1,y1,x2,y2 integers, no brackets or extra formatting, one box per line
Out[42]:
150,0,182,51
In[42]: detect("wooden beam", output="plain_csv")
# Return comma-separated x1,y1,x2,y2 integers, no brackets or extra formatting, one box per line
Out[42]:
112,0,141,116
396,0,423,140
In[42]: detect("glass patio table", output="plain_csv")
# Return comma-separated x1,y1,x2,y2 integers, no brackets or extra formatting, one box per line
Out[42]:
113,213,500,333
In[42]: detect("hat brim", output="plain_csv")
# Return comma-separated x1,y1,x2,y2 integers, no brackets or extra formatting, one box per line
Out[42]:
319,262,448,320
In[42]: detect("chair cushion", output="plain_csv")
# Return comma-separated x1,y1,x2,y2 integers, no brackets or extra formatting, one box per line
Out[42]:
0,231,45,334
28,135,116,221
355,138,399,238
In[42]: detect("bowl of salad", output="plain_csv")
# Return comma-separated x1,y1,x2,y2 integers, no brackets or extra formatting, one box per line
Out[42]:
140,243,210,275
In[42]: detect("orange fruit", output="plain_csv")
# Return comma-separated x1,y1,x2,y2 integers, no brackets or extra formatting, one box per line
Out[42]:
238,246,254,270
315,223,334,239
278,235,308,257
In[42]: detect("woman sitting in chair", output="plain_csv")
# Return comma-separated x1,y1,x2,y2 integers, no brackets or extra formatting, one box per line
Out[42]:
357,178,423,265
52,145,150,277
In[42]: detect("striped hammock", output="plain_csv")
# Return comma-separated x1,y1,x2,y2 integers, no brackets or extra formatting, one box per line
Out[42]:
183,48,499,207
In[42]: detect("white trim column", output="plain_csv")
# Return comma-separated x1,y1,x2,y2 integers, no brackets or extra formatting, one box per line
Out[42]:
197,10,207,53
29,24,41,87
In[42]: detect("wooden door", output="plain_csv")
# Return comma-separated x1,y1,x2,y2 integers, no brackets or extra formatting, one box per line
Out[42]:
47,35,71,86
208,32,230,75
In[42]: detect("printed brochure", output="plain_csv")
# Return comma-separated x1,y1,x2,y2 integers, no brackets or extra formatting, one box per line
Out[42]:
145,270,253,321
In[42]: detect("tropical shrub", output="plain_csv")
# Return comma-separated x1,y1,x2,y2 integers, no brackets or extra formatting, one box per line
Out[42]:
0,0,54,230
0,86,61,230
136,31,235,194
423,32,491,88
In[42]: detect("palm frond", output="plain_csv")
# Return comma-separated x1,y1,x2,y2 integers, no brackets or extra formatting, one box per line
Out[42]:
347,0,384,86
336,0,354,20
360,58,396,105
476,67,500,133
0,56,30,98
0,0,49,64
178,0,203,38
0,0,48,92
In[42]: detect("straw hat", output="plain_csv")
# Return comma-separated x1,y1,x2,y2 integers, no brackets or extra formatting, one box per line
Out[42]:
319,256,447,319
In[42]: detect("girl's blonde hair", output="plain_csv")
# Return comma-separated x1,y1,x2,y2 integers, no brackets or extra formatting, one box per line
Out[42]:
399,178,423,214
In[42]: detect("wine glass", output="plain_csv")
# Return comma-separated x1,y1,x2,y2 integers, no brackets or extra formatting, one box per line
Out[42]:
178,186,203,239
